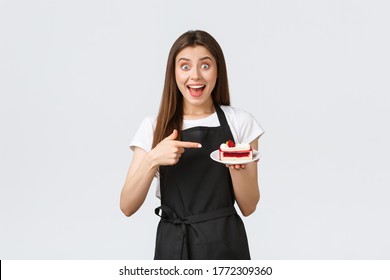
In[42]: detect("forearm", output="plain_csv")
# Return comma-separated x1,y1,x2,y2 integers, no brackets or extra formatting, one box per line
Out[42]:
120,133,202,217
120,153,158,217
230,162,260,216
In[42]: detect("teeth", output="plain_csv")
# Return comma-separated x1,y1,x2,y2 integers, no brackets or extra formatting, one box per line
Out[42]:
188,85,205,89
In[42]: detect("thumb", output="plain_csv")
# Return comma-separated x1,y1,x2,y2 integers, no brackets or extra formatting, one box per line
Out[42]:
166,129,178,140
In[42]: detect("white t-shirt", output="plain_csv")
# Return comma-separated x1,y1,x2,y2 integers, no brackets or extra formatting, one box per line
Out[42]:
129,105,265,197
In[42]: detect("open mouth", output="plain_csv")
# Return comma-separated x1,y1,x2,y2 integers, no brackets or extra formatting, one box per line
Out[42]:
187,84,206,97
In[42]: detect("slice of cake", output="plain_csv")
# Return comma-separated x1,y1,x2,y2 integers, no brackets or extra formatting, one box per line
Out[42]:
219,140,253,161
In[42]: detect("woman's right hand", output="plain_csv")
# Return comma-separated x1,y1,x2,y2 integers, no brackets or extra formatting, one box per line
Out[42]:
149,129,202,167
120,129,201,216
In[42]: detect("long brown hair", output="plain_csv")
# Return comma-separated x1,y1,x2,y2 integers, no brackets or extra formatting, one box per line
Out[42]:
152,30,231,148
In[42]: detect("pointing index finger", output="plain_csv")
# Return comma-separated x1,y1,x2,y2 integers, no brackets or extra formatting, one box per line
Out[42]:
175,141,202,148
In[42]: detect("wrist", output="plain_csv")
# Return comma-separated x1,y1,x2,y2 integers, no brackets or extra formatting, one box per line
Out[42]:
146,150,159,170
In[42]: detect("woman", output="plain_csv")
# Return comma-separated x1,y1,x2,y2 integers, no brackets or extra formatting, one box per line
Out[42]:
120,30,264,259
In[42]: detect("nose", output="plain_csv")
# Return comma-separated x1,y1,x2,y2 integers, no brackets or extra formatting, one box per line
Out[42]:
190,67,201,80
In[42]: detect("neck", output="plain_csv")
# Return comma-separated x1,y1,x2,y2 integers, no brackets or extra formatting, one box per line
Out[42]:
183,99,215,119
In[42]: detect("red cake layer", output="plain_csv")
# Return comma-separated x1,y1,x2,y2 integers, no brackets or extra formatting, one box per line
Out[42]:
219,151,251,158
219,146,253,161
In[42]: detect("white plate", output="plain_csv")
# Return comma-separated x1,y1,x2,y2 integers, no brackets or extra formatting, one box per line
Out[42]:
210,149,261,165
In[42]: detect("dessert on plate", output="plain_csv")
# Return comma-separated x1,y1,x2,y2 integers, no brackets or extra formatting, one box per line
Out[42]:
219,140,253,161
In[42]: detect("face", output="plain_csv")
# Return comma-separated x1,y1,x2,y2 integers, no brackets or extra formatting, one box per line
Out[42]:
175,45,217,111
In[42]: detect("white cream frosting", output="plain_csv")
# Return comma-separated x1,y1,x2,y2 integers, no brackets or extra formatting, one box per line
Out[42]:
220,143,251,151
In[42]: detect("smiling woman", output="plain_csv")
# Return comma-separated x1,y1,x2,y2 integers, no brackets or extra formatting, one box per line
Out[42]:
175,46,217,111
120,30,265,260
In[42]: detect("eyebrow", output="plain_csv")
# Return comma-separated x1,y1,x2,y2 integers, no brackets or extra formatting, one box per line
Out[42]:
177,56,213,62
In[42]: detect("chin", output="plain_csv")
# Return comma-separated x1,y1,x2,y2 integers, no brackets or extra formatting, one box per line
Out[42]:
186,95,211,105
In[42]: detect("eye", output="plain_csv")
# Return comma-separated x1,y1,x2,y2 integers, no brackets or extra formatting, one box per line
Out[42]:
181,64,190,70
201,64,210,69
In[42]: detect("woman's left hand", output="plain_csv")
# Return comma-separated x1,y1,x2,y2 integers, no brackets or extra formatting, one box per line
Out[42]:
226,164,246,170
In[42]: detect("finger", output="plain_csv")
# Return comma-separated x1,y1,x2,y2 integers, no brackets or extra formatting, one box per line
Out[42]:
231,164,243,170
226,164,244,170
165,129,178,140
226,164,237,170
175,141,202,148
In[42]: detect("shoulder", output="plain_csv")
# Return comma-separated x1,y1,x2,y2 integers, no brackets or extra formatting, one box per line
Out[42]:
138,115,157,131
220,105,257,122
220,105,265,143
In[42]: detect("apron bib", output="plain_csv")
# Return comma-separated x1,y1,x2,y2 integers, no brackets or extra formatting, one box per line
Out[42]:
154,105,251,260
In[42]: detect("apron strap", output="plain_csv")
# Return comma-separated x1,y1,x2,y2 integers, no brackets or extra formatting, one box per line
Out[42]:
214,104,229,128
155,205,237,224
155,205,237,259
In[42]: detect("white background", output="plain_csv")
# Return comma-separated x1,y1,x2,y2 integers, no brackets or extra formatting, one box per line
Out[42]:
1,0,389,259
3,260,390,280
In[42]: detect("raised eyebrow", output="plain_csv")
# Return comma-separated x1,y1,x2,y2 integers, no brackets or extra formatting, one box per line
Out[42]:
177,56,213,62
199,56,213,62
178,57,190,62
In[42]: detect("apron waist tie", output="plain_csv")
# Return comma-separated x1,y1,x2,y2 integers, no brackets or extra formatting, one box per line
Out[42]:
154,205,237,259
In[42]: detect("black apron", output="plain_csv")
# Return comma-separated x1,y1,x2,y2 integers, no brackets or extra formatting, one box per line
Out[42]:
154,105,251,260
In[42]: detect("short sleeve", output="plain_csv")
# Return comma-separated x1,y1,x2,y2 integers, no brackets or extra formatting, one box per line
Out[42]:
236,109,265,144
129,116,155,152
221,106,265,144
